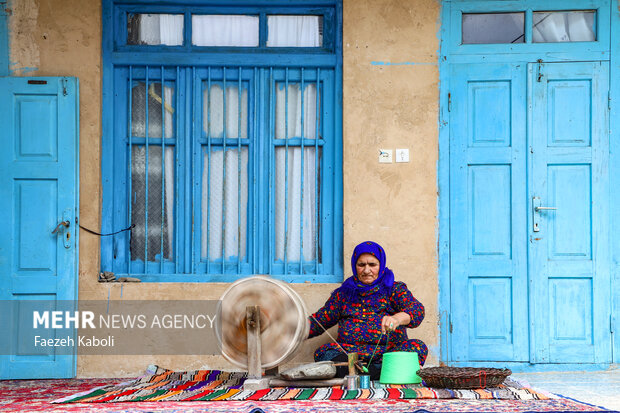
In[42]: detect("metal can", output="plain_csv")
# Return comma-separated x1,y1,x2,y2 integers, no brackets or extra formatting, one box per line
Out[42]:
359,374,370,389
344,375,359,390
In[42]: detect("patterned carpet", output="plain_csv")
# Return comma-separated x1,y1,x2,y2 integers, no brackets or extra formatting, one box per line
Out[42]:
52,368,550,403
0,371,613,412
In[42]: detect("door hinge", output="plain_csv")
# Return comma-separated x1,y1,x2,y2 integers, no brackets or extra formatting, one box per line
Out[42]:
448,92,451,112
608,91,611,110
449,313,453,334
611,314,615,334
62,78,68,96
536,59,543,82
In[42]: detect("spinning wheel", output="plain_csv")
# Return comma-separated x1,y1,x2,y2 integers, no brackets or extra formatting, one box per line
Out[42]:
216,276,309,371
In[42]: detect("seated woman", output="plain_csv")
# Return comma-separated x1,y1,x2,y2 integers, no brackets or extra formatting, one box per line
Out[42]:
308,241,427,380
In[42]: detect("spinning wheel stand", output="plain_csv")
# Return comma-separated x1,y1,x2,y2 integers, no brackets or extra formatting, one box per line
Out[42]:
216,276,309,390
244,304,271,389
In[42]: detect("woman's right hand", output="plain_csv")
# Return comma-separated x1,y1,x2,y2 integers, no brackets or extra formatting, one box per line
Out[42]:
381,315,398,334
381,312,411,334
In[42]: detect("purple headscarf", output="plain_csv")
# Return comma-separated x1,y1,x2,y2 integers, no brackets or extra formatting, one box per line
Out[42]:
336,241,395,301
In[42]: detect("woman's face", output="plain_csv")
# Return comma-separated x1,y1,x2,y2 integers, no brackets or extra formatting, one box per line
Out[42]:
356,253,381,285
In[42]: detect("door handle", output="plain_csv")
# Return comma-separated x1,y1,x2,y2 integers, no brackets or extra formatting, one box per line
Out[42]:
52,208,73,248
52,220,70,234
532,197,557,232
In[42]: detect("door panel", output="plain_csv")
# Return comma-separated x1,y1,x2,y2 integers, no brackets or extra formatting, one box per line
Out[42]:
547,80,592,147
529,62,611,363
450,63,529,362
547,165,591,260
15,180,59,272
0,77,79,378
15,95,59,159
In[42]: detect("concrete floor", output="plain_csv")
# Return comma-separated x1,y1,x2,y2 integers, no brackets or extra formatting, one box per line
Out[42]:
513,369,620,411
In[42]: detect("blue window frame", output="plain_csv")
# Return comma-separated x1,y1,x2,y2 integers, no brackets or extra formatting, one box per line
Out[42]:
446,0,610,58
101,0,343,282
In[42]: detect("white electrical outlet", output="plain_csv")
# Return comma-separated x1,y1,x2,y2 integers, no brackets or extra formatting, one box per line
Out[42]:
379,149,393,163
396,148,409,163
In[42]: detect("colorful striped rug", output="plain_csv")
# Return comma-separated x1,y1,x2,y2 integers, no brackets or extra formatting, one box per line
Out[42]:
54,367,551,404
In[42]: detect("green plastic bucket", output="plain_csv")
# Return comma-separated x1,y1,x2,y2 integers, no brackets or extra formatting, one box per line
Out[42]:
379,352,422,384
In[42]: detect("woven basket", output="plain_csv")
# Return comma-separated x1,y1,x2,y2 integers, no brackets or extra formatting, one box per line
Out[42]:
417,367,511,389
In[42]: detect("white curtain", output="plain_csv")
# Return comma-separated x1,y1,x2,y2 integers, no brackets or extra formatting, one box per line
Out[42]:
204,85,248,139
139,14,183,45
201,85,249,261
270,16,321,262
202,148,249,261
275,84,319,262
533,12,595,43
267,16,320,47
130,82,176,260
192,15,259,46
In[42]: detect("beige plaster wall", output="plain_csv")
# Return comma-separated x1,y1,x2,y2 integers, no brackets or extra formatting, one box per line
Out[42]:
342,0,440,365
8,0,440,377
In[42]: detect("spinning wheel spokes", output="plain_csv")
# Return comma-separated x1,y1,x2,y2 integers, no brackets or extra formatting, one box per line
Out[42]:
216,276,308,370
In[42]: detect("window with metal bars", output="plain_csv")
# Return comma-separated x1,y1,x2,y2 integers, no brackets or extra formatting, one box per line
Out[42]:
101,0,343,282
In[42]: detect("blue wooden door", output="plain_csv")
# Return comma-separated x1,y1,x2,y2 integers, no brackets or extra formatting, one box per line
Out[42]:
449,63,529,362
450,61,612,364
529,62,611,363
0,77,79,378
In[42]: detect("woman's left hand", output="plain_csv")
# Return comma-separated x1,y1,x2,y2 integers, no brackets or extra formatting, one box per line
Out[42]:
381,315,399,334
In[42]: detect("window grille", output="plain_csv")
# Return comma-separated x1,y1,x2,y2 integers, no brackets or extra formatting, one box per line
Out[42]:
102,1,343,282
